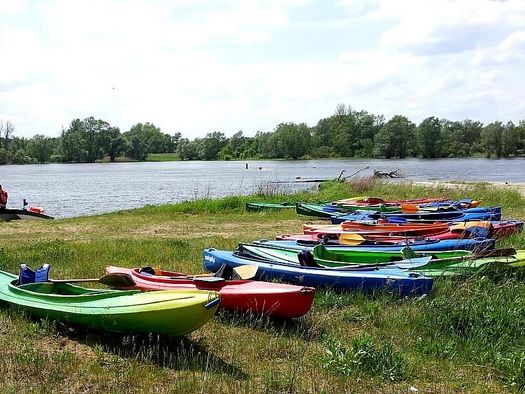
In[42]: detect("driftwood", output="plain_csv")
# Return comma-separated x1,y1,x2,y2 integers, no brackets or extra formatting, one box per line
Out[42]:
342,166,370,181
373,169,404,178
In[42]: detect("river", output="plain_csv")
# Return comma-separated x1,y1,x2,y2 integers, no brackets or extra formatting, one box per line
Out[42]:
1,158,524,218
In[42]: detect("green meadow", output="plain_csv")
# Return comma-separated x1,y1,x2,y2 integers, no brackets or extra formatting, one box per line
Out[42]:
1,180,525,393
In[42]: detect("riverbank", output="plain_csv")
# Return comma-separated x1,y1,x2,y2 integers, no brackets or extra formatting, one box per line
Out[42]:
1,181,525,392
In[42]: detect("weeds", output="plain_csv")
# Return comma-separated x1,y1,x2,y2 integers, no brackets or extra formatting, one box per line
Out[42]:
322,334,408,381
346,176,380,193
254,181,289,197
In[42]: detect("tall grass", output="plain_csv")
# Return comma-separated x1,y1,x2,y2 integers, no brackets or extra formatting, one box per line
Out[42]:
322,334,408,381
146,153,180,162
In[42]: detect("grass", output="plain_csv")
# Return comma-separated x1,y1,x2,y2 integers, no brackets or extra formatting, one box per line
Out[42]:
1,180,525,392
146,153,180,162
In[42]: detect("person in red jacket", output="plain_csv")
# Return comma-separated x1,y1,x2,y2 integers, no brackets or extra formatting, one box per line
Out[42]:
0,184,8,209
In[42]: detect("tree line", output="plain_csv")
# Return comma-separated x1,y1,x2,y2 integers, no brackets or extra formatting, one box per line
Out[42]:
1,104,525,164
0,118,180,164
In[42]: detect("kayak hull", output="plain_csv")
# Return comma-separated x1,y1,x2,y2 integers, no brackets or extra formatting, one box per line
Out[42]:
106,266,315,319
246,202,296,211
0,209,54,221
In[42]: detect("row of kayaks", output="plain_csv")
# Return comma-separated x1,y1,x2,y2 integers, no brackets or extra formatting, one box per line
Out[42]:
247,197,502,223
0,262,316,337
1,195,523,338
202,244,525,297
224,196,525,295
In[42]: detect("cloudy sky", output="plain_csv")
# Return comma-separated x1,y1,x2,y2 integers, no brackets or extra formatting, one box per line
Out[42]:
1,0,524,138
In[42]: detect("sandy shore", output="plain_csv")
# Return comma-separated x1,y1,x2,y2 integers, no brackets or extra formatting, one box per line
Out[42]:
405,180,525,197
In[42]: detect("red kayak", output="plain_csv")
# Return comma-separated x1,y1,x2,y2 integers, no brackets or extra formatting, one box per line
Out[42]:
334,197,450,206
303,222,450,237
106,266,315,319
278,221,520,244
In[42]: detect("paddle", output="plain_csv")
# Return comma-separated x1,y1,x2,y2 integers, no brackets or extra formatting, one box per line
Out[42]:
449,221,491,233
50,272,136,287
470,248,517,259
392,256,433,269
331,256,432,271
172,264,258,281
232,265,258,280
338,233,366,246
400,204,419,213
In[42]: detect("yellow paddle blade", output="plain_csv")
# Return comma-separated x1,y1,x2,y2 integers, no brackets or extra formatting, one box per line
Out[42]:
470,200,482,208
233,265,258,280
335,196,368,204
449,221,491,233
338,233,367,245
400,203,419,213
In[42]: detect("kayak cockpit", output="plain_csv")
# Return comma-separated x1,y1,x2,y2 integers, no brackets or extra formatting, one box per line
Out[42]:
9,280,139,301
16,282,107,295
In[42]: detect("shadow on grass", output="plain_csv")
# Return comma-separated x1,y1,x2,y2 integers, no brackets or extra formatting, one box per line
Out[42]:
214,310,325,341
52,322,248,380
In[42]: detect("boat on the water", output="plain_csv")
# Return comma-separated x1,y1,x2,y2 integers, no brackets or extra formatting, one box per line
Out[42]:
106,265,315,319
0,208,54,221
0,269,220,336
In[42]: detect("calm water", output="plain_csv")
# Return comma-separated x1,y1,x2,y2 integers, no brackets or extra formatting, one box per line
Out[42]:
1,158,524,218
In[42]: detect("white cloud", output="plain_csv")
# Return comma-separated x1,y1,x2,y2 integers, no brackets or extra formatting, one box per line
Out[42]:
0,0,524,138
332,0,525,122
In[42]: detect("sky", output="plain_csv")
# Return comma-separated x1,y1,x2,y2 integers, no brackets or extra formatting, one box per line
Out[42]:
1,0,524,138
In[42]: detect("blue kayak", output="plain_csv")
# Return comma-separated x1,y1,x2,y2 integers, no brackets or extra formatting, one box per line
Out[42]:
203,249,433,296
331,208,501,224
257,238,496,252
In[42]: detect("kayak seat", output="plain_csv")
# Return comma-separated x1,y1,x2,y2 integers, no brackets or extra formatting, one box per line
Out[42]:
18,263,50,285
139,266,156,276
298,251,320,267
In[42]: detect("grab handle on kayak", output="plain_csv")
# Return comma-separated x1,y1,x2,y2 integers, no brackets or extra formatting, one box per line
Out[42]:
204,294,221,309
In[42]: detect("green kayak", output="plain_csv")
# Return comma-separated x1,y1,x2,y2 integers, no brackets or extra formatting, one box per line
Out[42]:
313,245,470,265
237,243,524,277
238,243,460,266
246,202,296,211
0,270,220,336
312,245,525,276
